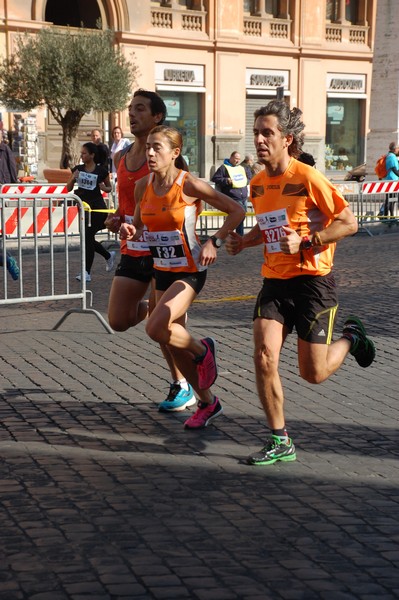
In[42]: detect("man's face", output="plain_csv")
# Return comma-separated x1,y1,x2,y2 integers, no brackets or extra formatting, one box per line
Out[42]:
230,153,241,166
395,146,399,156
128,95,162,138
253,114,290,165
91,130,101,144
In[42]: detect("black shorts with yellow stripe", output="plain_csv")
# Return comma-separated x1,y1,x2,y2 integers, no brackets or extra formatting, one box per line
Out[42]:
253,273,338,344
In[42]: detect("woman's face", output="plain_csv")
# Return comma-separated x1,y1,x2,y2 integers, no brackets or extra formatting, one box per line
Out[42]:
113,128,122,140
146,133,179,172
80,147,94,164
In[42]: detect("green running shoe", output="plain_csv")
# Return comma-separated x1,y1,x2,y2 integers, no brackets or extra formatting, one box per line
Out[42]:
343,316,376,368
247,435,296,466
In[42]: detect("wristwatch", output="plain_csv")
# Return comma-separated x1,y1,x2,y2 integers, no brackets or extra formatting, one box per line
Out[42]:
300,235,312,250
210,235,223,248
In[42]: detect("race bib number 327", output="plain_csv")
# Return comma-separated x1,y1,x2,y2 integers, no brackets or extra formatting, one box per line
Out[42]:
256,208,288,253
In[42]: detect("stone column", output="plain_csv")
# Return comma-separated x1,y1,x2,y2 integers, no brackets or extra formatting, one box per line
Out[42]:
366,2,399,178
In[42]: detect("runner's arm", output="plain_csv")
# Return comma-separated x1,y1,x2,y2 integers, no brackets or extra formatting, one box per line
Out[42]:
314,206,358,243
120,177,146,241
225,224,263,256
183,174,245,240
280,206,358,255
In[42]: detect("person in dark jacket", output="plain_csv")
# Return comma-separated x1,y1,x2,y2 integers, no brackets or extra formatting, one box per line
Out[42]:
90,129,111,169
0,129,18,184
212,151,251,236
0,129,20,280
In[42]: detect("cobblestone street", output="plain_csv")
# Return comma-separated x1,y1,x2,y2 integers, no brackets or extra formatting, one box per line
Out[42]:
0,231,398,600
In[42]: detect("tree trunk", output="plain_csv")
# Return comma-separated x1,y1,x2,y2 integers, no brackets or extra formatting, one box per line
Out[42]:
60,110,84,169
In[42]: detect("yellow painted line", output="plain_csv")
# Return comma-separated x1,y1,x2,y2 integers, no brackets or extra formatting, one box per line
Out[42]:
194,294,256,304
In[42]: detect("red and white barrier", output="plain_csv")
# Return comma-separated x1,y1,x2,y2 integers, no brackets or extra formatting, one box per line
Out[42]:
0,206,79,237
1,184,68,195
361,180,399,195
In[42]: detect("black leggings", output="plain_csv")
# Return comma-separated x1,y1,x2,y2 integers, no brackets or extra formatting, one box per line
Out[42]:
84,212,110,273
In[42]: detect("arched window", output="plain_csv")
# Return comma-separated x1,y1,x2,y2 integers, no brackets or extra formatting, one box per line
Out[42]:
45,0,103,29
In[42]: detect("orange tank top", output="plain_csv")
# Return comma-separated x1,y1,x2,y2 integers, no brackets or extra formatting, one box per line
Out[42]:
117,147,151,257
140,170,205,273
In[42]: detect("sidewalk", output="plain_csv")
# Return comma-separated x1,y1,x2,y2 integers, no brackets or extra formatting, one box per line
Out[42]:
0,232,398,600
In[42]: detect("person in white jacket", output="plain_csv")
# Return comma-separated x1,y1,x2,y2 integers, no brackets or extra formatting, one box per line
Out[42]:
110,126,130,176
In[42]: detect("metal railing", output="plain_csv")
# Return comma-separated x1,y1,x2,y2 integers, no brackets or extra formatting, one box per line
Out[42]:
0,192,113,333
195,194,399,238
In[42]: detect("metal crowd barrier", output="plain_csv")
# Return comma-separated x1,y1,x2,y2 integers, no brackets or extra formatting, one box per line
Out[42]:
0,192,113,333
1,182,116,245
196,183,399,238
1,181,397,254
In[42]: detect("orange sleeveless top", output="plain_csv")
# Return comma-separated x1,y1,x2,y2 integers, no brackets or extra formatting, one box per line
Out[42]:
140,170,205,273
117,147,151,257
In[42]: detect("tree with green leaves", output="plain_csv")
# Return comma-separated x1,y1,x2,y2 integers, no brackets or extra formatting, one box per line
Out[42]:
0,27,138,168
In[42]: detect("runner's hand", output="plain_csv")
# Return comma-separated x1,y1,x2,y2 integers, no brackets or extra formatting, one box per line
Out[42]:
199,238,217,266
105,214,121,233
119,223,136,240
225,231,243,255
279,226,301,254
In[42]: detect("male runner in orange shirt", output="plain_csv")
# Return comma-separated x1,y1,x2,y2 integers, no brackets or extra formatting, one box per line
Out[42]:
226,100,375,466
105,90,195,412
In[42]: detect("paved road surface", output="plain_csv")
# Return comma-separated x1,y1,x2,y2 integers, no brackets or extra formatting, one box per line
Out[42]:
0,230,398,599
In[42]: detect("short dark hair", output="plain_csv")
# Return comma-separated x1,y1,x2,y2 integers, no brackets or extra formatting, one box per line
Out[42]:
389,141,397,153
133,89,167,124
254,100,305,158
297,151,316,167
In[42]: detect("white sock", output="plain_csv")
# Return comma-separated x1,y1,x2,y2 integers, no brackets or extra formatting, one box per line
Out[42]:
175,379,189,391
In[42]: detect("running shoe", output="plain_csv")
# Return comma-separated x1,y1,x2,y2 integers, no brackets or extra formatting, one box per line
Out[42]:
247,435,296,466
158,383,196,412
6,255,19,281
106,250,116,272
184,397,223,429
343,315,375,368
76,271,91,283
195,337,218,390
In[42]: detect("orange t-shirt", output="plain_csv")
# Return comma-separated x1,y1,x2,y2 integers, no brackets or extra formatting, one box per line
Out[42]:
251,158,348,279
140,170,204,273
117,147,151,257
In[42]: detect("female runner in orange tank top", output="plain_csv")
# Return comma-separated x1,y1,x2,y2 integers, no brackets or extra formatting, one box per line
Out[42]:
120,125,244,430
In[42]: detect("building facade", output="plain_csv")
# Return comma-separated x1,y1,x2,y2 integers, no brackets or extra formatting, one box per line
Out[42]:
0,0,376,179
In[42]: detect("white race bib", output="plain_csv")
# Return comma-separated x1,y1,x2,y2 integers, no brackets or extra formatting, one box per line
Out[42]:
125,215,150,251
77,171,98,190
146,230,188,268
256,208,288,253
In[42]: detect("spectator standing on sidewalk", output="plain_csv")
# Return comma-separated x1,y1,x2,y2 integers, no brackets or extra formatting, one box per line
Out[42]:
110,126,130,177
212,151,251,236
121,125,244,429
383,142,399,218
105,89,196,413
240,153,256,178
226,100,375,466
67,142,114,283
0,129,19,280
90,128,111,169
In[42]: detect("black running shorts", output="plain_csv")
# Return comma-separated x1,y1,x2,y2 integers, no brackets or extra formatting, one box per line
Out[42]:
114,254,154,283
154,269,207,294
253,273,338,344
